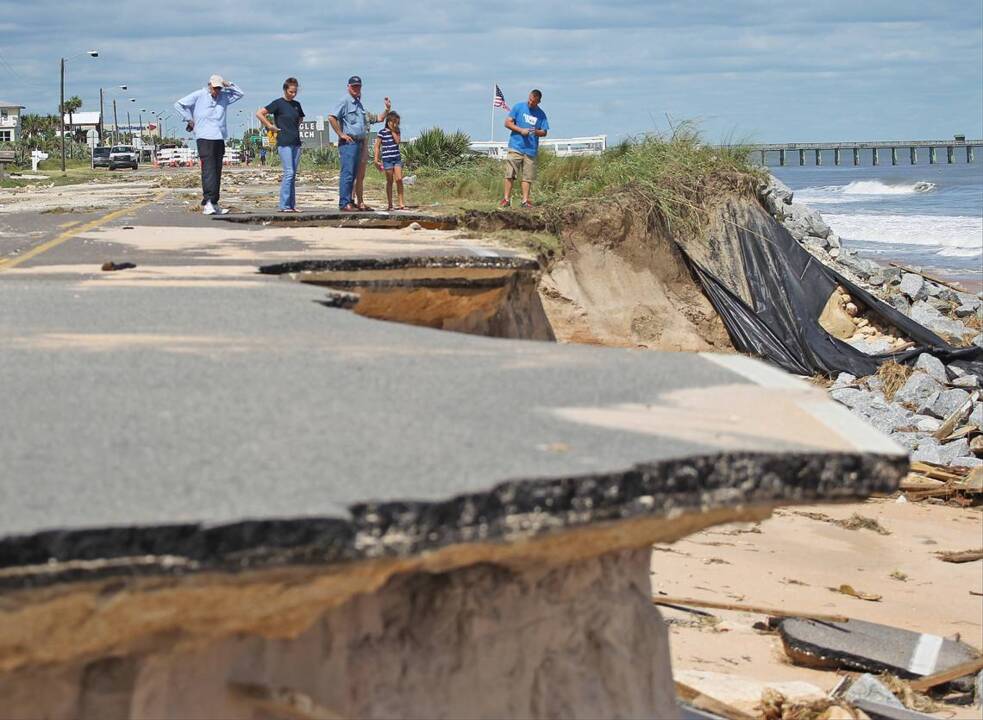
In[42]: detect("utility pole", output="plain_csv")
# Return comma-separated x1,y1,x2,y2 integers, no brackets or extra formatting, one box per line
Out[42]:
112,99,118,145
99,88,105,145
126,111,132,143
60,58,66,172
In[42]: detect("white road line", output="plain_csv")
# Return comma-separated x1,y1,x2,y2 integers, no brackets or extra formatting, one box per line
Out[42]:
464,245,499,258
907,633,944,676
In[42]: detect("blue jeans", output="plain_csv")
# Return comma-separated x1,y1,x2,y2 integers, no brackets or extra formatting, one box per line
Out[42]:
278,145,301,210
338,139,363,208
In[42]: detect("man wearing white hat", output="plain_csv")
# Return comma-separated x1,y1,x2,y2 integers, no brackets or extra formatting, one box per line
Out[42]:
174,75,244,215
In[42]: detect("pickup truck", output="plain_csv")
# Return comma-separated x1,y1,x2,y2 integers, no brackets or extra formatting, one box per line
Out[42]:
109,145,139,170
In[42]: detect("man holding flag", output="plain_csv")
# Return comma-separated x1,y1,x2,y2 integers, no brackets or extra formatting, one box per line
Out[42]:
496,88,549,208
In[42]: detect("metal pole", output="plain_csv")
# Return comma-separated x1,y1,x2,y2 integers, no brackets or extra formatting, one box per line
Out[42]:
490,84,495,142
60,58,66,172
126,111,132,143
138,113,143,149
112,100,118,145
99,88,104,145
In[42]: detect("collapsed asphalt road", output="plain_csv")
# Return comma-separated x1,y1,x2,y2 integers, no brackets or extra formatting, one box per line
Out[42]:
0,173,909,719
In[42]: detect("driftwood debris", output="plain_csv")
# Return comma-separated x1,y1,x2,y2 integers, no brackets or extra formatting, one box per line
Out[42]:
935,549,983,564
653,596,848,623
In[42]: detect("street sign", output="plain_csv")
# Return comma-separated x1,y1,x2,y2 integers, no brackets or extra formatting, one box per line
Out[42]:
300,120,329,149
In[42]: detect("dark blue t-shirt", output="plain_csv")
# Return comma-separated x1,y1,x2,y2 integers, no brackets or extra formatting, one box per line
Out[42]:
265,97,305,147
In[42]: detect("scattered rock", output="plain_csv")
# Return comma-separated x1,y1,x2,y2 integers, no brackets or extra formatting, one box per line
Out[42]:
938,438,971,465
974,334,983,349
926,388,972,420
910,301,973,341
948,364,968,379
881,267,902,285
836,252,876,280
914,416,942,433
951,456,983,468
843,674,905,710
956,303,982,318
912,439,943,464
972,403,983,427
913,354,947,384
759,176,794,213
886,294,911,315
894,373,944,408
952,375,981,389
830,388,866,409
899,273,925,300
830,372,857,390
890,432,920,451
826,233,841,250
408,222,423,231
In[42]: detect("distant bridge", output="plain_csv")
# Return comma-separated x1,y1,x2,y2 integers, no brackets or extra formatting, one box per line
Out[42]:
739,136,981,166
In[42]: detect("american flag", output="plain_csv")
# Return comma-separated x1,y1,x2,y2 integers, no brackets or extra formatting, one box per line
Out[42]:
493,85,510,112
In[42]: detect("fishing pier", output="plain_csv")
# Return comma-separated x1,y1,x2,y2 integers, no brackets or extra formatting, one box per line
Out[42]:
745,136,981,166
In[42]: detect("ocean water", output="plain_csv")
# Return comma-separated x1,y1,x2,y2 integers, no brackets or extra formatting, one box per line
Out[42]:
770,157,983,283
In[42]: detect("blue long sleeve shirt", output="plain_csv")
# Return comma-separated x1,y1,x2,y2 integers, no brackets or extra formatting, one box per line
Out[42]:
174,84,244,141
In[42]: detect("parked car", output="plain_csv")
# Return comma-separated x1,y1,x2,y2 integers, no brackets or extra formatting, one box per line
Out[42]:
109,145,138,170
92,147,111,169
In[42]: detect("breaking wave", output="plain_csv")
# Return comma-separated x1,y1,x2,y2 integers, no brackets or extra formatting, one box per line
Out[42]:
823,213,982,257
797,180,937,204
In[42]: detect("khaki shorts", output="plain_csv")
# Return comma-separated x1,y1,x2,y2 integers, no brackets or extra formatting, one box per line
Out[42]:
504,150,537,183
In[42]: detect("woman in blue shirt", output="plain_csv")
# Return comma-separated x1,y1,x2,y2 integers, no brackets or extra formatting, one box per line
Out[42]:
256,77,305,212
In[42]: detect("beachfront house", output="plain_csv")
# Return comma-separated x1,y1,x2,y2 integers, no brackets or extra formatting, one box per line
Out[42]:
0,101,25,144
63,111,102,146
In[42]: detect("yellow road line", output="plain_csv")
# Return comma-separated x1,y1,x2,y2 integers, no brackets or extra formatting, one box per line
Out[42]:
0,192,163,272
58,220,81,229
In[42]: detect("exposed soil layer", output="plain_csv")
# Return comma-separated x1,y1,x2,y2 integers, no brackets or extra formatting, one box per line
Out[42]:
465,204,734,351
0,548,680,720
260,256,555,340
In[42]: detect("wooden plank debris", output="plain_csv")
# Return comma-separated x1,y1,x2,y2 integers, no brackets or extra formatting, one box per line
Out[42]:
907,656,983,693
653,596,848,622
675,681,757,720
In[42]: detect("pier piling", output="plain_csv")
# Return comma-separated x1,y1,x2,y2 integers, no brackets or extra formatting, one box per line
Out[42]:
930,147,937,164
834,148,841,165
969,146,975,163
910,147,917,164
815,149,822,166
891,148,898,165
947,146,955,164
872,148,879,166
852,147,860,166
798,149,805,166
779,149,786,166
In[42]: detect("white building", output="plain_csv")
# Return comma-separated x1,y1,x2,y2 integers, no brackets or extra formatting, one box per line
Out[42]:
469,136,607,159
0,101,25,144
63,111,102,146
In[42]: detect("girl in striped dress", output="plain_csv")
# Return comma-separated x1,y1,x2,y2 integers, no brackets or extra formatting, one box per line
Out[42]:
374,111,406,210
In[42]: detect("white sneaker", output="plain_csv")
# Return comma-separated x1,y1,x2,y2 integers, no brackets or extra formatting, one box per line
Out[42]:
202,202,216,216
214,205,230,215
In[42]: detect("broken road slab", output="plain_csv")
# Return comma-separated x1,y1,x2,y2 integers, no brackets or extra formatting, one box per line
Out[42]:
780,617,980,679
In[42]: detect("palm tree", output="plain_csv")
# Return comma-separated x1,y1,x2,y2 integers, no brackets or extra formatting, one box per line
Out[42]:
60,96,83,142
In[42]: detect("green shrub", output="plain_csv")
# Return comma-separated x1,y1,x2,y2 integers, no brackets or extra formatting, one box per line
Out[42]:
402,127,474,170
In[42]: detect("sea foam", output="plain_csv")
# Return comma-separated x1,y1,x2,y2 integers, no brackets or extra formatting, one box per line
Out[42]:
797,180,937,204
823,212,982,257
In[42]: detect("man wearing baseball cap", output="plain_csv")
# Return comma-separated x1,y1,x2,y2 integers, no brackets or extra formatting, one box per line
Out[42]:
328,76,390,211
174,75,244,215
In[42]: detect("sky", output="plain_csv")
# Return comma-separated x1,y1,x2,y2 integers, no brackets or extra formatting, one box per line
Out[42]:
1,1,981,144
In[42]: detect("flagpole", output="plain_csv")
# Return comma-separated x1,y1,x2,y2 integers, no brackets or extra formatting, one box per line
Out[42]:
490,84,495,142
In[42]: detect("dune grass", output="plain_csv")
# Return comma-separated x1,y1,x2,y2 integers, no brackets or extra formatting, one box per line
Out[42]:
406,124,763,237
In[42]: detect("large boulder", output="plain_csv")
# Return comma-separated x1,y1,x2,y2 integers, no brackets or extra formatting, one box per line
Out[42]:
780,202,831,240
836,251,878,280
938,438,971,465
759,176,794,214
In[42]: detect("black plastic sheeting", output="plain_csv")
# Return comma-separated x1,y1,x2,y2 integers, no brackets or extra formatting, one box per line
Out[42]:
686,203,983,378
